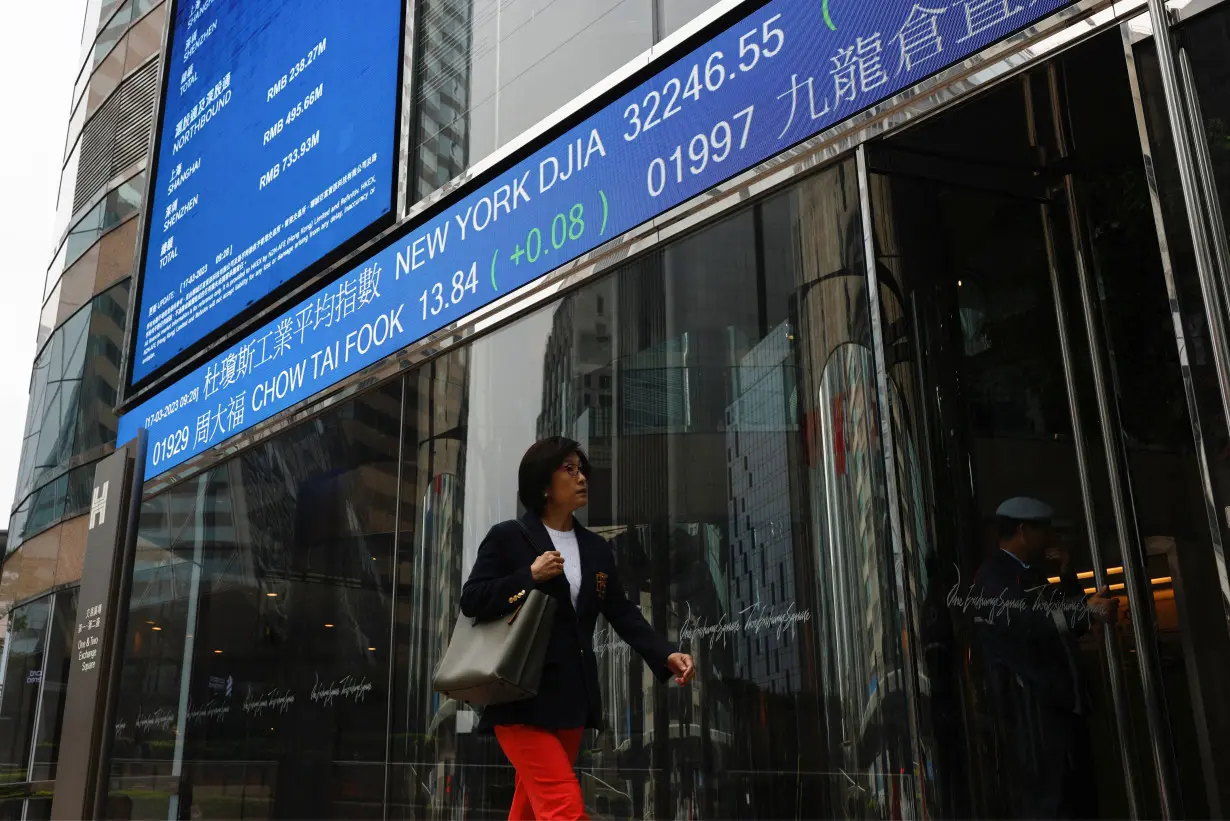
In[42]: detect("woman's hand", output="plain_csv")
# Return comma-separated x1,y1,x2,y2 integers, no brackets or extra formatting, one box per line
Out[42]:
530,551,565,583
667,653,695,685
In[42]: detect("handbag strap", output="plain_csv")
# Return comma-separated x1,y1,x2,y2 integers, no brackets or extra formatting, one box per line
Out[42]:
506,519,552,624
511,519,551,556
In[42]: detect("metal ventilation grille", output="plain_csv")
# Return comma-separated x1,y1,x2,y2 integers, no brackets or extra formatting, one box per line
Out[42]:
113,60,158,172
72,59,159,215
74,101,120,213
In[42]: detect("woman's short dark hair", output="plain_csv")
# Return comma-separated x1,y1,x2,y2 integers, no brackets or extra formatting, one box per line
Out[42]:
518,436,590,515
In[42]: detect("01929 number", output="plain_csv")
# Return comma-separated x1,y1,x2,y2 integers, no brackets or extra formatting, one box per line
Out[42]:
151,425,191,466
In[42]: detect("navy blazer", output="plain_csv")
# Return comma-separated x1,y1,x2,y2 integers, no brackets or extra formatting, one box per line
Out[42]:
972,549,1091,714
459,512,676,731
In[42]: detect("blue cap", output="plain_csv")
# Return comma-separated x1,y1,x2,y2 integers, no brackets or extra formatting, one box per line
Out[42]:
996,497,1054,522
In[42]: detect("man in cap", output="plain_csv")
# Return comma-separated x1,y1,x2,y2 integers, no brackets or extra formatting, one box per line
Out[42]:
973,497,1118,819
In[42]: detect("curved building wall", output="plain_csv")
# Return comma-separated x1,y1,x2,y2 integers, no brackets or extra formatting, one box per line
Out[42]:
1,1,165,626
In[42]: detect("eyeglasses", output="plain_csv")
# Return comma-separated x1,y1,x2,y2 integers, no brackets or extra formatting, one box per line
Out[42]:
558,462,585,477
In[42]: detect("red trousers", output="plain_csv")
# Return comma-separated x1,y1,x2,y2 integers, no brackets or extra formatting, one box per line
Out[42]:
494,725,589,820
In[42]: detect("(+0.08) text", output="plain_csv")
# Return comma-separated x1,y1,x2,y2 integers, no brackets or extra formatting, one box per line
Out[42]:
647,106,754,198
259,130,322,190
509,202,589,267
623,13,783,143
420,262,480,321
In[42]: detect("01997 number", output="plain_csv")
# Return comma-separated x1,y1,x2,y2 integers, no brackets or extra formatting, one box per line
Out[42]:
646,106,754,197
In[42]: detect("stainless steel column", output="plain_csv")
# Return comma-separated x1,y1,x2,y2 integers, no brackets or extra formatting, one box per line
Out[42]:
1029,70,1141,815
1175,35,1230,690
381,376,407,821
1047,57,1181,819
1178,49,1230,342
1144,0,1230,443
856,143,927,818
167,474,209,821
24,593,56,784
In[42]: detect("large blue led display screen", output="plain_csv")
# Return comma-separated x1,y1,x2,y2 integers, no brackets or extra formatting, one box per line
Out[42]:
131,0,402,384
122,0,1076,479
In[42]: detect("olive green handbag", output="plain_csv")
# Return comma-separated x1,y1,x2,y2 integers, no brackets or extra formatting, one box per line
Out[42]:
432,522,558,706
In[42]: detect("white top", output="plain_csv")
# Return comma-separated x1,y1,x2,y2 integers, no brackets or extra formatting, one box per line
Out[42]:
545,524,582,609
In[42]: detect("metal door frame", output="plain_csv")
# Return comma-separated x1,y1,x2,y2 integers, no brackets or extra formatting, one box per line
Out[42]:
852,30,1230,813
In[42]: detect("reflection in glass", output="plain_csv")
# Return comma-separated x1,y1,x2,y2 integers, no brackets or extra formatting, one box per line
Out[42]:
659,0,723,37
12,280,130,548
1132,9,1230,815
108,383,401,820
389,160,887,819
411,0,655,200
864,32,1230,818
64,203,104,269
0,598,51,783
30,591,79,781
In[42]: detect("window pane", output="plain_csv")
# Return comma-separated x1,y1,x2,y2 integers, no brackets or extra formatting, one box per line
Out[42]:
65,204,104,269
102,173,144,231
1181,7,1230,291
88,38,128,113
43,241,67,305
391,160,877,818
30,591,79,781
94,1,131,68
15,279,130,542
37,284,62,353
75,281,130,454
7,501,30,556
53,141,83,244
123,4,164,73
65,465,97,521
110,381,402,820
413,0,652,200
0,598,52,780
24,476,67,539
657,0,723,37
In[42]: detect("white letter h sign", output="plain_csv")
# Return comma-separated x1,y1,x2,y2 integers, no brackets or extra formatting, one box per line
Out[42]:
89,481,109,530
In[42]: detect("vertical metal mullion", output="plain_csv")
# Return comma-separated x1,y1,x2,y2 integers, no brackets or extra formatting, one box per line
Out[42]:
1026,67,1141,819
25,593,56,785
1178,49,1230,341
0,609,12,715
1036,200,1142,818
1124,21,1230,817
1123,14,1230,811
1048,54,1181,819
856,144,927,816
1175,31,1230,675
381,376,407,821
168,474,209,821
1144,0,1230,449
396,0,421,217
1121,23,1230,641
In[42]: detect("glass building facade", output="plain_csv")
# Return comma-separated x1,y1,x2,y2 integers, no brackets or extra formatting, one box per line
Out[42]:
2,0,1230,819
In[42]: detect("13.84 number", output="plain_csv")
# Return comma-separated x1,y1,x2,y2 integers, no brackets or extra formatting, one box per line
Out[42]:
420,262,479,320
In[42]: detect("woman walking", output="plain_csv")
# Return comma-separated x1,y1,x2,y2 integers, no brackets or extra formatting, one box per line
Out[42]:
460,436,695,820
